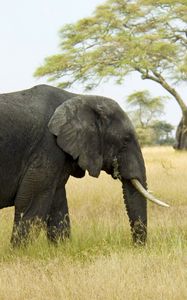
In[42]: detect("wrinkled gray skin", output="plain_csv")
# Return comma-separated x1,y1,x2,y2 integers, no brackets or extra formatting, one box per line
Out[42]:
0,84,147,246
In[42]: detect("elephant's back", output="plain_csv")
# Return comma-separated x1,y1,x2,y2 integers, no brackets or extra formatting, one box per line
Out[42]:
0,84,76,122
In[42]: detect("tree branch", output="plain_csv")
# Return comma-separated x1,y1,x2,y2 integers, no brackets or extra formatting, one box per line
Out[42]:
135,67,187,113
152,70,187,112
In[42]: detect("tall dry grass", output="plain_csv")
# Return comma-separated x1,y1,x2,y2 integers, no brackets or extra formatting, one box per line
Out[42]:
0,147,186,300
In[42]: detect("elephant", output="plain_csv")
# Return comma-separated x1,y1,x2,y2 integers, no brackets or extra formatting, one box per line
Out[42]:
0,84,169,246
173,113,187,150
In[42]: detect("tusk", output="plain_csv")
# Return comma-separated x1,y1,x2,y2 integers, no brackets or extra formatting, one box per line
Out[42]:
131,179,170,208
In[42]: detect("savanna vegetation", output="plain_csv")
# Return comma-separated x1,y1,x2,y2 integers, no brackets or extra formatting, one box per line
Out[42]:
127,90,174,146
35,0,187,149
0,147,186,300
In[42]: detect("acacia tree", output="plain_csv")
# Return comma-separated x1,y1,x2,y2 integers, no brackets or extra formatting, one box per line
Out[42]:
127,90,173,145
127,90,164,128
35,0,187,149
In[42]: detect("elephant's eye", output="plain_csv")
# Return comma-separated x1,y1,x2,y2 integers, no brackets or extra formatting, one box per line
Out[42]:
123,134,131,143
119,137,130,152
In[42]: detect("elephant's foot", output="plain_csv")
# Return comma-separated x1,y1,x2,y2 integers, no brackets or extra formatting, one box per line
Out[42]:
47,226,71,244
47,225,71,244
132,220,147,246
10,221,30,248
10,218,43,247
47,213,71,244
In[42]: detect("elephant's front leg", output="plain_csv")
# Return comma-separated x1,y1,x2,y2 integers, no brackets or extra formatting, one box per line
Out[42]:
47,186,70,243
11,212,31,247
11,170,56,247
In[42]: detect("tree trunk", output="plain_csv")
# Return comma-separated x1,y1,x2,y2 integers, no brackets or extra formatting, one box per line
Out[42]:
140,71,187,150
174,110,187,150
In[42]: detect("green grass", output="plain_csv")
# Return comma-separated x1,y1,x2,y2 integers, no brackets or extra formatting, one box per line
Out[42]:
0,147,186,299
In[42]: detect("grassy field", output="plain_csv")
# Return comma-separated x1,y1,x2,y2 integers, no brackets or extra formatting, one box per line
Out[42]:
0,147,186,300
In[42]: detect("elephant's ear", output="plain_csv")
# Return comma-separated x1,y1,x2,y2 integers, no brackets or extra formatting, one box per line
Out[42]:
48,96,103,177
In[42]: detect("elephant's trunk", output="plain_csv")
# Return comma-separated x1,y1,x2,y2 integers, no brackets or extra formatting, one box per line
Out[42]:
122,179,147,245
122,177,170,244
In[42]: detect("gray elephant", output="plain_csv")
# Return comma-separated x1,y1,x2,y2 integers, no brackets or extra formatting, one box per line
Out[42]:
0,84,168,246
173,115,187,150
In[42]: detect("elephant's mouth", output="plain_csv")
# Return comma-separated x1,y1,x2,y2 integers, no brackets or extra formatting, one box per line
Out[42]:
131,179,170,208
112,156,169,208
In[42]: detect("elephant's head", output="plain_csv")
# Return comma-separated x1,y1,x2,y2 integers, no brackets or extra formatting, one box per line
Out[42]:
48,95,169,245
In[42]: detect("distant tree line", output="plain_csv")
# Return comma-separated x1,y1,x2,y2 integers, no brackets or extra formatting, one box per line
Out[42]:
127,90,174,146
